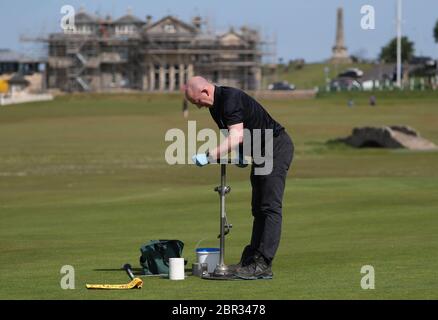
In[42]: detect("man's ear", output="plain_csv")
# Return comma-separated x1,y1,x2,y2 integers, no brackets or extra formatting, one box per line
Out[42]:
201,88,209,96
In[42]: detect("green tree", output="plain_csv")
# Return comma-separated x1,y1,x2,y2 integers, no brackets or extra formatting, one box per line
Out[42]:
379,36,415,63
434,19,438,43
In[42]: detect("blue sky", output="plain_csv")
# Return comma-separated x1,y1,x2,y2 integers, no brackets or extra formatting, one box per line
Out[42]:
1,0,437,62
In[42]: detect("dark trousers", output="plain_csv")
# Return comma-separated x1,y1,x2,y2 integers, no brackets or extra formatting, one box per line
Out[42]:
250,131,294,263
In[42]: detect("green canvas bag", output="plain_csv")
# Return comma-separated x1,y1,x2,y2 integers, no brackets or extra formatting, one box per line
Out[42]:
139,240,184,275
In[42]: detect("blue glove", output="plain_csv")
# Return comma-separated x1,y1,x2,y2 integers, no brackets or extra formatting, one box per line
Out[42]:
192,153,210,167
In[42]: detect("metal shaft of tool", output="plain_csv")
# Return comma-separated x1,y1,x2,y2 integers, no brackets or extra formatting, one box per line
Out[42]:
211,163,230,276
219,164,226,268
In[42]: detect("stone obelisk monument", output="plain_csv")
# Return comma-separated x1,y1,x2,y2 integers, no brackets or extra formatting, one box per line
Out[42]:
330,7,352,64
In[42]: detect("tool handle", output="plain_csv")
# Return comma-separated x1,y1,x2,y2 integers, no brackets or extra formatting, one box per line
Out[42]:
123,263,135,280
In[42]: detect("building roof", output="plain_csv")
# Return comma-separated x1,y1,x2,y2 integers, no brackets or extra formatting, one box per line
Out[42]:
219,28,248,46
114,14,144,25
75,11,97,24
143,15,197,34
0,49,40,63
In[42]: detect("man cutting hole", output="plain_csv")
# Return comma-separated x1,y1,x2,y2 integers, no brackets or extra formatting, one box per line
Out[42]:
186,76,294,280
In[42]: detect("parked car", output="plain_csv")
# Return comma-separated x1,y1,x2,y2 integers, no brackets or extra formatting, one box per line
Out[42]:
268,81,296,91
337,68,364,79
410,56,435,67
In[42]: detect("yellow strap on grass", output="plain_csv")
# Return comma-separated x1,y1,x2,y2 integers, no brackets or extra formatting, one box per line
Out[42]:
86,277,143,290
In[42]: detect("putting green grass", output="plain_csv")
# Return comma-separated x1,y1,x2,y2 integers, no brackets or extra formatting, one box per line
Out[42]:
0,92,437,299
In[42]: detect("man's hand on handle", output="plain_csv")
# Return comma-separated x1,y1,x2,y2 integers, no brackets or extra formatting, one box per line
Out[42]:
192,153,210,167
192,152,248,168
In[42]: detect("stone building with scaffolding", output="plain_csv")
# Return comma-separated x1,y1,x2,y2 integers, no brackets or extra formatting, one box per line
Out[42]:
46,9,264,92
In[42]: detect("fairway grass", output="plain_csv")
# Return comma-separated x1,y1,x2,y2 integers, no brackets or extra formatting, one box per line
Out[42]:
0,93,437,299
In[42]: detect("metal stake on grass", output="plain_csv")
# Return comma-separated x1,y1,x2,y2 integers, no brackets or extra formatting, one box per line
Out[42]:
203,162,235,280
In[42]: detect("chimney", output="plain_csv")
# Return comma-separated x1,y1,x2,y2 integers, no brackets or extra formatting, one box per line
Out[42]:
146,15,153,26
192,16,202,30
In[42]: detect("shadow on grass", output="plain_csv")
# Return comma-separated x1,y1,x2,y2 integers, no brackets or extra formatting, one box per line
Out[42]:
93,268,192,276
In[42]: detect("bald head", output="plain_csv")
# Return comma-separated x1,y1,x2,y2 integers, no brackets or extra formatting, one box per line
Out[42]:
187,76,210,92
185,76,215,108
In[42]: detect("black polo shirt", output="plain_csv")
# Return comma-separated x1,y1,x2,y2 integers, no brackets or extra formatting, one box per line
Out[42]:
209,86,284,135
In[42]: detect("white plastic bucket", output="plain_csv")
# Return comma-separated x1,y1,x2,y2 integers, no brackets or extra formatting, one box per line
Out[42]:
196,248,220,273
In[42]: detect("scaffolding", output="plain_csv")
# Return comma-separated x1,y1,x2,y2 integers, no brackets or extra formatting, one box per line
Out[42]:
24,10,268,92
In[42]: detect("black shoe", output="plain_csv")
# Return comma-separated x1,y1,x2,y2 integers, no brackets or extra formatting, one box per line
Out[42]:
233,253,273,280
227,245,256,274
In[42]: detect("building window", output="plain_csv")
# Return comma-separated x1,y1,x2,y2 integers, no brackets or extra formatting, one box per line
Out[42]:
184,66,188,85
116,25,136,35
165,73,170,90
174,65,180,90
154,71,160,90
77,25,92,34
119,48,128,60
164,24,176,33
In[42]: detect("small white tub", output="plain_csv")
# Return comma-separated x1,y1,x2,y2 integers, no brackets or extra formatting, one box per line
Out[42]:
196,248,220,273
